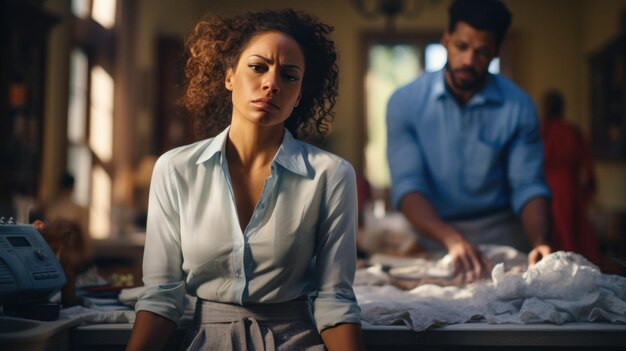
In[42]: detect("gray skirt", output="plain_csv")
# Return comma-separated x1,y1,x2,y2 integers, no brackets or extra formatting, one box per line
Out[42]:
182,298,326,351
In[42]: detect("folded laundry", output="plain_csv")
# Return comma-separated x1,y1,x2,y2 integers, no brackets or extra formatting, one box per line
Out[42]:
355,249,626,331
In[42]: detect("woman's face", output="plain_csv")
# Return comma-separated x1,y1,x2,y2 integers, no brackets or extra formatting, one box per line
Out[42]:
225,31,304,129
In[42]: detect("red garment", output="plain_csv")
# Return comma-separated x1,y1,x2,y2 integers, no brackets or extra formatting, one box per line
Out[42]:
541,119,600,264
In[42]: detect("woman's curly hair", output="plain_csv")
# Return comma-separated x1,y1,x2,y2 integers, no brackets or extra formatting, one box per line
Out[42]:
180,9,339,142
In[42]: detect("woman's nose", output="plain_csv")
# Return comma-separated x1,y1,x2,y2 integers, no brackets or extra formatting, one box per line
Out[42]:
262,72,279,94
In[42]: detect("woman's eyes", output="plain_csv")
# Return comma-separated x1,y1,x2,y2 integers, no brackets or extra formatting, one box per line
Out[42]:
283,73,300,81
248,64,300,82
249,64,267,73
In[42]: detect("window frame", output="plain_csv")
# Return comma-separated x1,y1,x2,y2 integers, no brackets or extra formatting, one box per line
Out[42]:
356,29,513,203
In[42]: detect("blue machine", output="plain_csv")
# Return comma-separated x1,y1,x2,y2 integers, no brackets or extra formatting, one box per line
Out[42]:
0,222,66,314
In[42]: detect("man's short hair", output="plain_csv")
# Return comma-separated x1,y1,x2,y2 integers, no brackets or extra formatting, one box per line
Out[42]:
448,0,512,48
60,172,75,190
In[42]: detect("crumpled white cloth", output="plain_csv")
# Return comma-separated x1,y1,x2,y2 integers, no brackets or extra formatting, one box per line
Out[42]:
59,287,198,325
355,251,626,331
60,305,136,324
59,302,196,326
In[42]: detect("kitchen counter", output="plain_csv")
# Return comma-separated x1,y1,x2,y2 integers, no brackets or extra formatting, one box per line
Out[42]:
70,321,626,351
2,310,625,350
0,314,82,351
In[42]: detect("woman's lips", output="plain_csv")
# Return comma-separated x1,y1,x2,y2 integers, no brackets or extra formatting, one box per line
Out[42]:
252,98,279,110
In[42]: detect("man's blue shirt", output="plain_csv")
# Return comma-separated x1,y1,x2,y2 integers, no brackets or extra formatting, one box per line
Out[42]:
386,69,550,220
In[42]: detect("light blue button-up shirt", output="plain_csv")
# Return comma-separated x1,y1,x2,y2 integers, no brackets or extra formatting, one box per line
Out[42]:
387,69,550,220
135,127,361,332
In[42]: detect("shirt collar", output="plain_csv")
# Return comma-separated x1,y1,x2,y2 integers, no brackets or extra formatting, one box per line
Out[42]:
273,129,310,178
196,126,230,164
434,68,504,106
433,69,447,99
195,126,310,178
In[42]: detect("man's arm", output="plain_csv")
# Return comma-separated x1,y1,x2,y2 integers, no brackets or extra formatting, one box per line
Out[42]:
520,197,552,265
505,96,552,265
400,192,491,282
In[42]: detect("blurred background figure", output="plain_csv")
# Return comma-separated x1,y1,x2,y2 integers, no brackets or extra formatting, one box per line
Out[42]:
45,172,88,234
540,89,601,265
43,172,94,273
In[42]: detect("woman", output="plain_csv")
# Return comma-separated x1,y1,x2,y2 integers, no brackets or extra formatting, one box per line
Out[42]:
127,9,365,351
540,89,600,265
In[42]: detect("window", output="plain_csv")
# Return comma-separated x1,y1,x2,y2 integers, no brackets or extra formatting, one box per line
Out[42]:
67,0,118,239
365,44,421,189
361,33,503,202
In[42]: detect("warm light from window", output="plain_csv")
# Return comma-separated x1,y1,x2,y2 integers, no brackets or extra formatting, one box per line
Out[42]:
89,165,111,239
489,58,500,74
365,45,421,189
425,43,500,73
67,145,92,207
89,65,114,162
71,0,90,18
92,0,117,29
68,49,88,143
425,43,446,72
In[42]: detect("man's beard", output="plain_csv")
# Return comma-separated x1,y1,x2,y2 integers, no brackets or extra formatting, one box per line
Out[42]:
445,64,486,91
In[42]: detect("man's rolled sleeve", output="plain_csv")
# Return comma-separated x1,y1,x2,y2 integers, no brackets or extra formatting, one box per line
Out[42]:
508,101,551,214
313,160,361,332
511,183,551,214
386,90,431,209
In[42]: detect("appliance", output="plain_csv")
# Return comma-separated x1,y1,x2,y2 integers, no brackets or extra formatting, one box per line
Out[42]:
0,221,66,320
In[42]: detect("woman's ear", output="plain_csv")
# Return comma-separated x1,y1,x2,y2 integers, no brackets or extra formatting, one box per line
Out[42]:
225,68,234,91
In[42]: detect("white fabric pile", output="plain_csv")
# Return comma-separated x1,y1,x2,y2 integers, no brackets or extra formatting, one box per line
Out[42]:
59,286,198,325
60,305,136,324
355,251,626,331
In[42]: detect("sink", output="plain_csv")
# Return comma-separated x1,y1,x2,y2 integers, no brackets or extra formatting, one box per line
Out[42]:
0,315,81,351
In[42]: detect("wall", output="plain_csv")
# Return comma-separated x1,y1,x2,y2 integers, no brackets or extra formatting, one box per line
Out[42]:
41,0,70,205
581,0,626,211
41,0,625,213
505,0,583,125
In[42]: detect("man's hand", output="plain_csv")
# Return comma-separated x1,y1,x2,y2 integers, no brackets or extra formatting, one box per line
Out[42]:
527,244,551,266
400,193,493,283
446,238,492,283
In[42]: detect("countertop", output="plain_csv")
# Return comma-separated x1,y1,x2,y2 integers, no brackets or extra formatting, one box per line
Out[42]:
70,321,626,351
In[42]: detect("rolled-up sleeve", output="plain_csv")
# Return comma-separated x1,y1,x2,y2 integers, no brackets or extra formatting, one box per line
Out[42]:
507,102,551,213
386,90,431,209
135,154,186,324
312,160,361,332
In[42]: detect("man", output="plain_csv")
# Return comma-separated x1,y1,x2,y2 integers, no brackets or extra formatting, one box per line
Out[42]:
386,0,551,282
